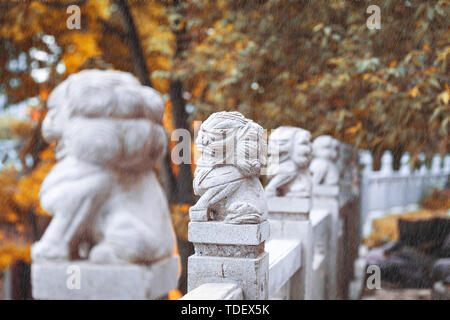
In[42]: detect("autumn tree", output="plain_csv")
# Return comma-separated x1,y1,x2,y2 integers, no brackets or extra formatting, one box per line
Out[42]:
0,0,191,270
176,0,449,168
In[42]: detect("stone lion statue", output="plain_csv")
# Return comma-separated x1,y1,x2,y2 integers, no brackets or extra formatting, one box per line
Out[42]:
310,135,340,185
265,126,312,197
32,70,175,264
189,111,268,224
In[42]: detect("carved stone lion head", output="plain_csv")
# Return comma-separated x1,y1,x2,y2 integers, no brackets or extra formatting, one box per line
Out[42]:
267,126,312,173
43,69,167,172
195,111,267,177
312,135,339,162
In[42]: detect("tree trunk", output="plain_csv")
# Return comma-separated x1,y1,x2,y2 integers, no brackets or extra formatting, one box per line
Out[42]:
169,79,194,203
113,0,151,86
113,0,177,200
167,0,194,204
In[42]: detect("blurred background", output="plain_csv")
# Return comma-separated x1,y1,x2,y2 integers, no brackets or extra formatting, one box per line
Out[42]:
0,0,448,299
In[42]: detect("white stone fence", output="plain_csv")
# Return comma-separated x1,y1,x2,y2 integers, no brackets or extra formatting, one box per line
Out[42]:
182,141,360,300
360,151,450,237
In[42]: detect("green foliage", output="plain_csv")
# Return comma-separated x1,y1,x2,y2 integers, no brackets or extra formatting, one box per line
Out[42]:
176,0,449,165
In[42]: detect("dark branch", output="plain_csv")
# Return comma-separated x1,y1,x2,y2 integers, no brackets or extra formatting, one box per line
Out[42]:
112,0,151,86
40,0,88,9
97,17,127,41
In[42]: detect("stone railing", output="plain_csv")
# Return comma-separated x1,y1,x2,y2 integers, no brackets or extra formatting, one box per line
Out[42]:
182,117,360,300
360,150,450,238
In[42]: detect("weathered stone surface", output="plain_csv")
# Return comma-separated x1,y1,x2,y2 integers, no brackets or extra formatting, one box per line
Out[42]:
266,196,310,219
312,185,339,197
190,111,268,224
266,239,302,296
194,243,265,258
32,256,179,300
31,70,175,265
311,185,342,300
181,283,243,300
188,253,269,300
186,112,270,300
188,221,269,246
309,136,346,300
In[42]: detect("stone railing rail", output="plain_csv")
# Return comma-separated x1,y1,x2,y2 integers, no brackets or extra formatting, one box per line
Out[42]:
360,150,450,238
182,137,360,300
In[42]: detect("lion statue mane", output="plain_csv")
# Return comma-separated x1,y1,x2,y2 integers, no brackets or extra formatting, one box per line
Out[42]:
310,135,340,186
189,111,268,224
265,126,312,197
31,70,175,264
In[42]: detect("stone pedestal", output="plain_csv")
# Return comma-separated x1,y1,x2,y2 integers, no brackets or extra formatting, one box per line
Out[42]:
187,221,269,300
32,256,179,300
312,184,342,300
266,196,312,300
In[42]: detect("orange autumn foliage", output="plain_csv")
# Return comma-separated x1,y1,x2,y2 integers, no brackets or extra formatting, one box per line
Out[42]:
0,241,31,271
363,209,449,249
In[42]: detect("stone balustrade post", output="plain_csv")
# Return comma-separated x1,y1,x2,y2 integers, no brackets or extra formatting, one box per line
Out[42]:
186,111,269,300
266,196,312,300
264,126,315,300
187,221,270,299
31,70,180,300
311,184,342,300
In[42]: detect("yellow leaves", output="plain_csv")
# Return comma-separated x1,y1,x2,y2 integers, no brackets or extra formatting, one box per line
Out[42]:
13,147,55,216
371,136,383,147
407,85,420,98
0,5,32,42
437,45,450,62
423,44,430,51
11,120,33,138
39,146,56,161
61,32,101,74
438,91,449,105
389,60,397,68
170,203,190,241
162,100,175,133
4,212,19,223
15,224,25,233
363,209,448,249
168,289,183,300
423,66,436,76
327,56,346,68
0,117,32,139
345,121,362,135
0,243,31,271
39,88,50,101
312,23,324,32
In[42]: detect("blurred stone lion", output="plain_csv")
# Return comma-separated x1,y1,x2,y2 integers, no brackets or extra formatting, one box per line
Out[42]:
265,126,312,197
32,70,175,264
